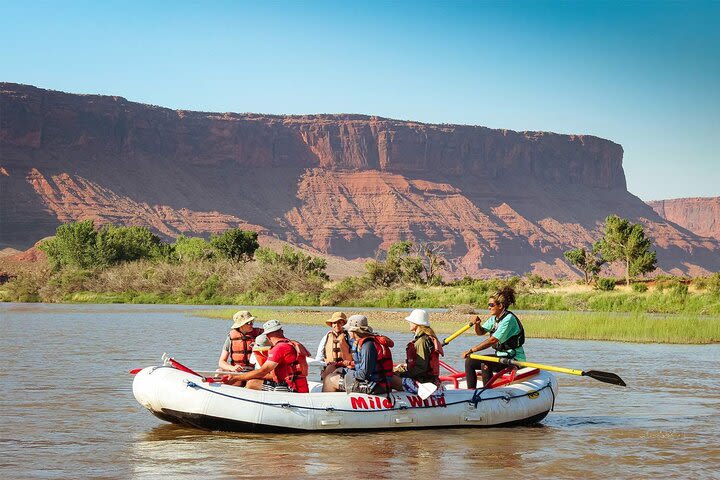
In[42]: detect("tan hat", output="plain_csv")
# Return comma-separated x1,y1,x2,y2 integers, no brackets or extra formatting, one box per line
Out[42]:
325,311,347,326
346,314,373,334
262,319,283,334
231,310,256,329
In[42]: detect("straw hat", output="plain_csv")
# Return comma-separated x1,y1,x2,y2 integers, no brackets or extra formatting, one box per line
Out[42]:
325,311,347,326
346,314,373,334
231,310,256,329
404,309,430,327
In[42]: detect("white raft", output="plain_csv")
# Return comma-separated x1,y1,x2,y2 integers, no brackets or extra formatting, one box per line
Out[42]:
133,364,558,432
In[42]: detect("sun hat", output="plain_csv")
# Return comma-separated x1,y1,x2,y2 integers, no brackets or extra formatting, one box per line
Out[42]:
252,333,271,351
262,319,283,334
325,311,348,326
346,314,373,334
404,309,430,327
231,310,256,329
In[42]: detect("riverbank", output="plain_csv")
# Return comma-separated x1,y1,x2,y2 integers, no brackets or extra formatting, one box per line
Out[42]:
197,308,720,344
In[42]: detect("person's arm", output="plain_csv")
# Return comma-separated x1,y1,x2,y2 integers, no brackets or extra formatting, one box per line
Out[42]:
315,333,328,363
218,338,235,370
236,360,277,381
461,336,499,358
354,341,377,382
471,315,488,335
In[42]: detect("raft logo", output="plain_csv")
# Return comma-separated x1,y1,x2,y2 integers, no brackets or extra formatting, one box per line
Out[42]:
350,395,446,410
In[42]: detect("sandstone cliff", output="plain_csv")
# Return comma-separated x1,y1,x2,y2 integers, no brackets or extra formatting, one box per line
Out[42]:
648,197,720,242
2,83,718,278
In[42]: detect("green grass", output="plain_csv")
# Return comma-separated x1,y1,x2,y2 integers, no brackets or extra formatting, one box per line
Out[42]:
197,309,720,344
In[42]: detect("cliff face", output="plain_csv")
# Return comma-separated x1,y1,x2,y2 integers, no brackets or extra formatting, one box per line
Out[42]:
648,197,720,241
2,82,718,277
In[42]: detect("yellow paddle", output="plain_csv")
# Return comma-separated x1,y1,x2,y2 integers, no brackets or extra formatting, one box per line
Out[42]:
470,354,626,386
442,318,478,346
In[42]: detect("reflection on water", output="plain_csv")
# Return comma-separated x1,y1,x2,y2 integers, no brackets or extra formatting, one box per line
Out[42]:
1,303,719,479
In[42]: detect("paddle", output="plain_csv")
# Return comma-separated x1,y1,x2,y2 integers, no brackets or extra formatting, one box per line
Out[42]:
469,354,626,386
442,319,477,346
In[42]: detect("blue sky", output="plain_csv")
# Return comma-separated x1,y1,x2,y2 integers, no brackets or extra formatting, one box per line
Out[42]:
2,1,718,200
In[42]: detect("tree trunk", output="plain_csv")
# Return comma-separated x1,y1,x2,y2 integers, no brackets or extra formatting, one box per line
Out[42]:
625,257,630,286
584,269,589,285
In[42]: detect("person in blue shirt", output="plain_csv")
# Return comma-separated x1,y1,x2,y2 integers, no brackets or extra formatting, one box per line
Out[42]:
461,286,526,389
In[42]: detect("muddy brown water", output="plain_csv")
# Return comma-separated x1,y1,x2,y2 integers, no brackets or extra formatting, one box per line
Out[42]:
1,303,718,479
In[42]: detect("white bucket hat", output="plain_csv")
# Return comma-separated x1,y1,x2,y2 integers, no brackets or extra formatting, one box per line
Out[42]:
231,310,256,329
262,319,283,334
404,309,430,327
252,333,271,351
346,315,373,333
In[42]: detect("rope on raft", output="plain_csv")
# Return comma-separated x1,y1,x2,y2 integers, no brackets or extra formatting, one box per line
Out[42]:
182,378,555,414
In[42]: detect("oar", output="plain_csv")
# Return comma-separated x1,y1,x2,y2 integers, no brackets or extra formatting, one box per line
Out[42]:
469,354,626,386
442,320,476,346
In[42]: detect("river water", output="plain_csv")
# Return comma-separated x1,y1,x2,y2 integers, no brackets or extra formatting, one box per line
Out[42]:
1,303,718,479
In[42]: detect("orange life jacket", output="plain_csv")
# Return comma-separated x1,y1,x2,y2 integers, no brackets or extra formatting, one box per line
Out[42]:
228,327,263,368
406,333,444,379
274,339,311,393
323,331,353,364
356,335,395,388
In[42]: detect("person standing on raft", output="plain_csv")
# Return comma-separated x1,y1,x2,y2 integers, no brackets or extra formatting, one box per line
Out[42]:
391,309,444,394
461,286,526,388
233,319,311,393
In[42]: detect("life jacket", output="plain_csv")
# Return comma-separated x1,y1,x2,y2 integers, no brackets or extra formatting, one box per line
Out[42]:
274,339,311,393
323,331,353,364
489,310,525,353
356,335,395,389
406,333,444,379
228,327,263,368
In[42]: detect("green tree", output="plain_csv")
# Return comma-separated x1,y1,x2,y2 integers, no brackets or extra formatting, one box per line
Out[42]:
38,220,99,270
412,241,446,285
173,235,215,261
563,245,605,284
366,241,424,287
210,229,259,262
596,215,657,286
95,225,164,266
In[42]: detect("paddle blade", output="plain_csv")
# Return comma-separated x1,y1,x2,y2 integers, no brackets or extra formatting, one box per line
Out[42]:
129,368,142,375
417,382,438,400
584,370,626,386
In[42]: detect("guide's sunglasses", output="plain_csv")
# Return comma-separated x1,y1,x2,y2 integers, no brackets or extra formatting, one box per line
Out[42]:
487,302,497,308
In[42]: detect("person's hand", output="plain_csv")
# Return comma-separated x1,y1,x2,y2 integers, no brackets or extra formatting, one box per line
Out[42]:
461,349,473,359
233,365,245,372
393,363,407,373
470,315,481,326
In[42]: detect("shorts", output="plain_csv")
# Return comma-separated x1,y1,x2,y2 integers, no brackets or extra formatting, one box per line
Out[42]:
261,380,293,392
342,370,385,394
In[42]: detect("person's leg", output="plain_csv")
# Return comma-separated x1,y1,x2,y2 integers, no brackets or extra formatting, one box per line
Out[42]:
322,371,342,392
390,374,404,392
480,356,505,386
464,356,483,389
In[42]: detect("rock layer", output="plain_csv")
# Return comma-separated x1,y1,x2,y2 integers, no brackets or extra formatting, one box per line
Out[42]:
2,83,719,278
648,197,720,242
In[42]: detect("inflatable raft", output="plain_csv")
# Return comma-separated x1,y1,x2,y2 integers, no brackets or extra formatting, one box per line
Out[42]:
132,359,558,432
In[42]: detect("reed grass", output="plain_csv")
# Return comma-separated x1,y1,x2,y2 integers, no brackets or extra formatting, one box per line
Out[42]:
197,309,720,344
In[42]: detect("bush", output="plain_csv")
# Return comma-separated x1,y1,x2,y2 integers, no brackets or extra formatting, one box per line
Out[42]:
632,283,648,293
210,229,259,262
524,273,552,288
173,235,215,261
39,220,99,270
255,246,329,280
669,282,689,297
596,277,616,291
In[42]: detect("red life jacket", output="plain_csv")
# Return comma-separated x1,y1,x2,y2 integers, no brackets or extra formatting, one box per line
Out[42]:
357,335,395,388
406,333,444,379
228,327,263,368
274,339,310,393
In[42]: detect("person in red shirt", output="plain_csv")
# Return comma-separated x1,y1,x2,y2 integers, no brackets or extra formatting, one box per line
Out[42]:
233,319,310,393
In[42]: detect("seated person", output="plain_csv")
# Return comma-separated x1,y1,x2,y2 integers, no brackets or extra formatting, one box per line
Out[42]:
390,309,444,395
233,319,311,393
314,311,353,379
217,310,263,386
323,315,394,394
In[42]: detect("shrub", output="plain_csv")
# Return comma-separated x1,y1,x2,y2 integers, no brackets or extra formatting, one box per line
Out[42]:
255,246,329,280
596,277,616,291
210,229,259,262
39,220,99,270
632,283,648,293
173,235,215,261
524,273,552,288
